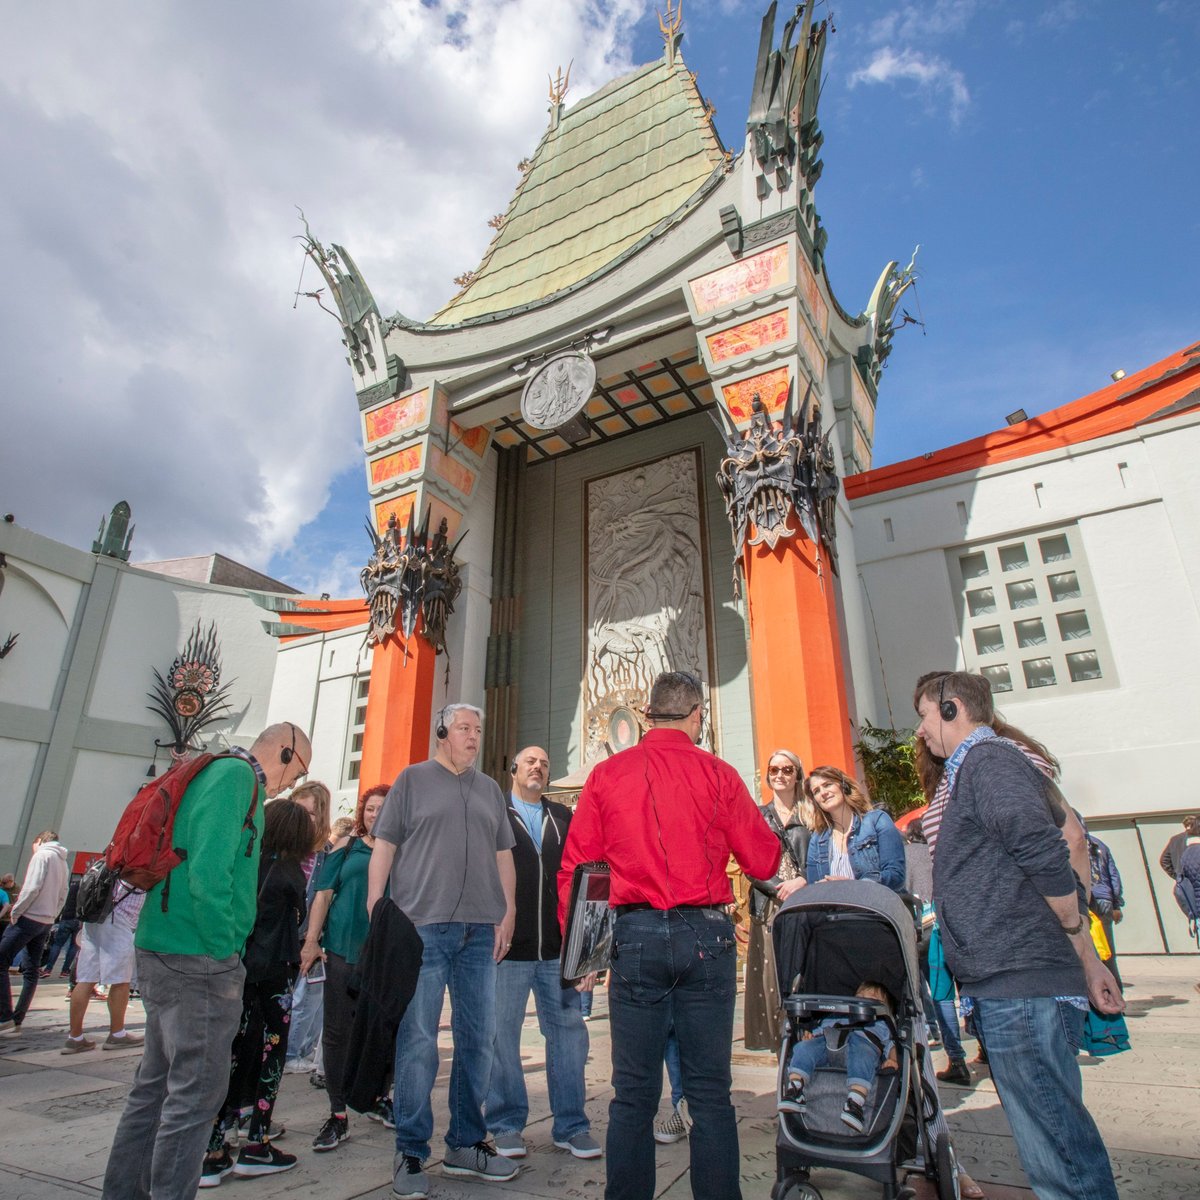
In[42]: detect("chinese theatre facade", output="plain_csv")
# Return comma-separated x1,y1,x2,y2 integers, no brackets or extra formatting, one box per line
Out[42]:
288,2,917,793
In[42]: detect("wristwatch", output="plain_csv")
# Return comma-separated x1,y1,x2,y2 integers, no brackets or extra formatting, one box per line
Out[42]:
1060,915,1087,936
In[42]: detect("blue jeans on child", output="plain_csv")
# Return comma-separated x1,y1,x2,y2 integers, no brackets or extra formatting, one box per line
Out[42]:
787,1019,890,1092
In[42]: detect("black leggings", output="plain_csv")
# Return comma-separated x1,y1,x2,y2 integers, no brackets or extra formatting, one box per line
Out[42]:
209,972,293,1148
322,951,354,1114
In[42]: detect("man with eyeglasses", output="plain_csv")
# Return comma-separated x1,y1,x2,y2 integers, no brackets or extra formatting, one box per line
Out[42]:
101,721,312,1200
558,671,780,1200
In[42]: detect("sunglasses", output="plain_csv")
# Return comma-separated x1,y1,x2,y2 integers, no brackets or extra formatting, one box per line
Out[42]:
768,765,797,776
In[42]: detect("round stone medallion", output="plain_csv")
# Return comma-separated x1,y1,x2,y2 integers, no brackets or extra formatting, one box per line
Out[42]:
520,352,596,431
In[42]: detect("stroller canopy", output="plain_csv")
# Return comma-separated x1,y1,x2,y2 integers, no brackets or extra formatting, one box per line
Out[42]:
772,879,921,1013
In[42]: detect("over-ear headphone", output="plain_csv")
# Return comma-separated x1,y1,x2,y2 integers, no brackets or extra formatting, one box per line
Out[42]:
435,708,448,740
280,721,296,765
510,759,518,776
937,675,958,723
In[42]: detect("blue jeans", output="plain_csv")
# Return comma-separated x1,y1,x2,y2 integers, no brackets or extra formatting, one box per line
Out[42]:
973,997,1118,1200
486,957,590,1141
43,919,82,974
787,1020,888,1091
607,908,740,1200
0,916,53,1024
393,922,496,1161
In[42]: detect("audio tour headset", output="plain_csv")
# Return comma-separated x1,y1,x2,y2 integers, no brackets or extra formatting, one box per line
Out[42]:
435,708,448,740
937,674,958,722
281,721,297,764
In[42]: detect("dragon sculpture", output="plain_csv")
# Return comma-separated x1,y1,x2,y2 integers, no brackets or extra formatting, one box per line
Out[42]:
361,506,464,655
714,380,840,595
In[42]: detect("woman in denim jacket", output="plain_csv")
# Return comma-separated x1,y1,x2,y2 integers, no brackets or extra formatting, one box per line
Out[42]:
804,767,906,894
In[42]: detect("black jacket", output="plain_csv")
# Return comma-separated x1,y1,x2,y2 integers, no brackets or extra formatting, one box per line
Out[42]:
344,898,423,1112
748,803,811,920
505,797,572,961
242,855,307,983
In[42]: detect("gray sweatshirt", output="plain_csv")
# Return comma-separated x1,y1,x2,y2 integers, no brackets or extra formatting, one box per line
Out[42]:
933,741,1085,999
11,840,70,924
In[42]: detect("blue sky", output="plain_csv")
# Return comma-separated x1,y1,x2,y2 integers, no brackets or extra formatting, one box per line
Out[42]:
2,1,1195,596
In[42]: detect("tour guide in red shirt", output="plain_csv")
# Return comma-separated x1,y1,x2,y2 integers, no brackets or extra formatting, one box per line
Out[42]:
558,671,780,1200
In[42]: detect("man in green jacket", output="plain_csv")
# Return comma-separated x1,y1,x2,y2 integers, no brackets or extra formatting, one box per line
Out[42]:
101,722,312,1200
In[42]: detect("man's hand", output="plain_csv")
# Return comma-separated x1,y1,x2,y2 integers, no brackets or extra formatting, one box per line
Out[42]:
299,940,324,975
1084,956,1125,1015
1113,908,1123,924
575,971,598,994
494,907,516,962
776,878,807,901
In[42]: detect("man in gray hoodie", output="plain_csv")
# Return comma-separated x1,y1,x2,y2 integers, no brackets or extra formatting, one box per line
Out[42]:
0,830,70,1034
915,672,1122,1200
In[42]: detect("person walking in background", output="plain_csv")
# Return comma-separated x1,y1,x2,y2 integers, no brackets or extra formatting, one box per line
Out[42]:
100,721,312,1200
743,749,810,1053
486,746,599,1161
558,670,780,1200
63,881,146,1054
1087,832,1125,991
0,830,70,1034
41,873,83,978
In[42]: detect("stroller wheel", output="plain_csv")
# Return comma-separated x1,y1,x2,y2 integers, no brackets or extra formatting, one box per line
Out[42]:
772,1182,822,1200
934,1131,961,1200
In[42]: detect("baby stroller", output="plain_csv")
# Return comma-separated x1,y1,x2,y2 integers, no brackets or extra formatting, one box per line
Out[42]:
769,879,958,1200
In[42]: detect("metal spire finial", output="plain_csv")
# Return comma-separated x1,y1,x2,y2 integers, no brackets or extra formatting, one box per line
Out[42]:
659,1,684,66
548,61,572,106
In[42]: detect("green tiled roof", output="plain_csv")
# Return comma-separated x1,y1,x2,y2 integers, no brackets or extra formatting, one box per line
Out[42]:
429,56,726,325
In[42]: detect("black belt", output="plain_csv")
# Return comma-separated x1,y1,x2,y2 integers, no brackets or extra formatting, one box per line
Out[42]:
614,903,725,916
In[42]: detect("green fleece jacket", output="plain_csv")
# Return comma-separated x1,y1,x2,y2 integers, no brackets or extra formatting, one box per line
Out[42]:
135,756,261,959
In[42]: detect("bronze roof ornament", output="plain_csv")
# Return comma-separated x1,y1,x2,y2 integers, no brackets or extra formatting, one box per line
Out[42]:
659,1,684,67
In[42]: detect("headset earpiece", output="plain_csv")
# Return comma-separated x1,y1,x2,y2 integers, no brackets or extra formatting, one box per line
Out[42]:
435,708,448,740
937,676,958,723
510,760,518,776
280,722,296,765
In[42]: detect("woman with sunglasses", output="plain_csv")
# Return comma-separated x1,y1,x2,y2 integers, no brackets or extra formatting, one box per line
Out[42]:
744,750,812,1051
805,767,906,893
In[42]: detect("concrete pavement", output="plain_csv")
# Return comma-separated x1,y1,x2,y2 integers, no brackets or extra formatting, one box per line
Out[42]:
1,954,1196,1199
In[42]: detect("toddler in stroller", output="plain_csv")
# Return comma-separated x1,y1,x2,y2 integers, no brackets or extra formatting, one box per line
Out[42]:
778,981,898,1132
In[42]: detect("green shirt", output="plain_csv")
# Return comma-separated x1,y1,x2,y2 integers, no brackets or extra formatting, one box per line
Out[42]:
313,838,373,964
136,757,261,960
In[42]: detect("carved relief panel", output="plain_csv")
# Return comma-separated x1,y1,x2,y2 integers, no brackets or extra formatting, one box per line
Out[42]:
583,449,715,763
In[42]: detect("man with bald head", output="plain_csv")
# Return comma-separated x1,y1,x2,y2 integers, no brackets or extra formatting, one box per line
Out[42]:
485,745,599,1161
102,721,312,1200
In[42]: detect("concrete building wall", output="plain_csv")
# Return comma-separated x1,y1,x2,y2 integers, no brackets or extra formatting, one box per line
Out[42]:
848,410,1200,953
0,521,286,874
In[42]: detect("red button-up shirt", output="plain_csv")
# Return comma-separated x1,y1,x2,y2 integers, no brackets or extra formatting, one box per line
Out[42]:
557,728,781,928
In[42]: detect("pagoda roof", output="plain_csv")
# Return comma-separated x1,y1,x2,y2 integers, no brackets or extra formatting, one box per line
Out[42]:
428,56,726,326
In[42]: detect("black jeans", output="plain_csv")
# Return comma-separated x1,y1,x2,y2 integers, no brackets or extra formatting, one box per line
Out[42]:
322,951,355,1114
0,916,52,1024
606,908,740,1200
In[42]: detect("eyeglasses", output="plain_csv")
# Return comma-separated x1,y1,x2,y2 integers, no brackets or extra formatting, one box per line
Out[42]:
768,765,796,776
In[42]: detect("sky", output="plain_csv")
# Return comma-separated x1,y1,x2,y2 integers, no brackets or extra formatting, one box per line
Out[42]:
2,0,1197,597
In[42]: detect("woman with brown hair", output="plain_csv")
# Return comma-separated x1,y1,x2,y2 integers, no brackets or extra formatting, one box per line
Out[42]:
744,749,811,1051
804,767,906,892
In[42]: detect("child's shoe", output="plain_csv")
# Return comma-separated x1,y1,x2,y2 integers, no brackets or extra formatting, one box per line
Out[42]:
840,1095,866,1132
777,1075,806,1114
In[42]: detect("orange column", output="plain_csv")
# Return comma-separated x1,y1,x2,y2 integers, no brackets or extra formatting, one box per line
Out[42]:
743,534,855,779
358,634,438,791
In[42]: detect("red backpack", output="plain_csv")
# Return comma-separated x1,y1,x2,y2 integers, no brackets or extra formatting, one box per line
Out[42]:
77,752,259,923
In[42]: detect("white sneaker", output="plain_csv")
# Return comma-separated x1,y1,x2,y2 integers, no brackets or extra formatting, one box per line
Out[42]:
653,1101,688,1144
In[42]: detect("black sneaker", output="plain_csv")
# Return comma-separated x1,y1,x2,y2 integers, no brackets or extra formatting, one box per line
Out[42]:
312,1113,349,1152
367,1096,395,1128
840,1096,866,1133
198,1146,235,1188
309,1070,326,1089
233,1141,297,1177
777,1077,806,1114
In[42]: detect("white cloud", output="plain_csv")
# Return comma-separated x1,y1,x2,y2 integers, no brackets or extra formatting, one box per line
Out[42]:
0,0,646,573
866,0,977,46
849,46,971,126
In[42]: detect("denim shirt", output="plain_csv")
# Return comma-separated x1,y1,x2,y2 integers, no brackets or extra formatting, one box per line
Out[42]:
806,808,907,893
